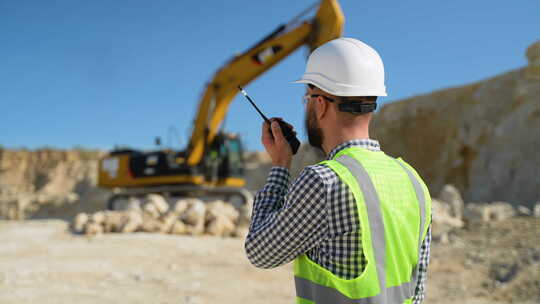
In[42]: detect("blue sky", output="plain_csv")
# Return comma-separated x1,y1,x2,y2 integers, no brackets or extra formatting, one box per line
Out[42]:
1,0,539,151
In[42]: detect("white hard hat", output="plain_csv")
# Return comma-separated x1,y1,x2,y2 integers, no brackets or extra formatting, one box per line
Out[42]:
293,37,387,97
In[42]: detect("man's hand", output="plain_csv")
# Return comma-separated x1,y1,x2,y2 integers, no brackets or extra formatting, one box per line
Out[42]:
262,118,295,169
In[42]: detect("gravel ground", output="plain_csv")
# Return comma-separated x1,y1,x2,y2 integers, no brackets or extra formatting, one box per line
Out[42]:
1,218,538,304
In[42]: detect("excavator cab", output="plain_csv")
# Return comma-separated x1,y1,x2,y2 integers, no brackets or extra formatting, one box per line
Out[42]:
203,133,244,183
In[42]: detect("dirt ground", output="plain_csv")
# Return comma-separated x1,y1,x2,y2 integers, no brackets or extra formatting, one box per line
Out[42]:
1,218,538,304
0,220,293,304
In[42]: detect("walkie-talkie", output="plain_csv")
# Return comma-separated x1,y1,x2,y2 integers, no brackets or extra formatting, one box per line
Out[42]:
238,86,300,155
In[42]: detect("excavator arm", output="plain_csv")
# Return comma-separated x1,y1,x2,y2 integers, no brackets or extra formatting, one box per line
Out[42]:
187,0,344,166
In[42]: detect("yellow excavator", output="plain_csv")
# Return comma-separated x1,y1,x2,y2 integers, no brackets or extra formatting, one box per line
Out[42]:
97,0,344,210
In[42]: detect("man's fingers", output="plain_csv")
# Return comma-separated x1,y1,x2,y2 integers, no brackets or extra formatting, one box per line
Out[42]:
261,121,272,142
273,117,294,130
271,120,286,143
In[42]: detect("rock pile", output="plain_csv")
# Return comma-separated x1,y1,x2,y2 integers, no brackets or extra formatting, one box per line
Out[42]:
431,184,540,244
431,185,465,244
72,194,250,238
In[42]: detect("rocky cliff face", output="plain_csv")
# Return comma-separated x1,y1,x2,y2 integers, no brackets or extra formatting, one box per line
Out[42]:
0,149,109,219
372,41,540,207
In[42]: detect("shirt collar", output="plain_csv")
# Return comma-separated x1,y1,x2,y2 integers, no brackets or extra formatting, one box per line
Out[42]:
326,138,381,160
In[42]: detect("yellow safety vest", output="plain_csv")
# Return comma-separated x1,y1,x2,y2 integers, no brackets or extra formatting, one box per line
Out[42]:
294,147,431,304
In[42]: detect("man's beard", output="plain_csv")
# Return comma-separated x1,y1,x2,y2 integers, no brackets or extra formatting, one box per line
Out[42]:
305,107,324,151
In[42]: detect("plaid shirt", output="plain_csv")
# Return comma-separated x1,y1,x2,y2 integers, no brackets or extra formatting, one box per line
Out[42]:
245,139,431,303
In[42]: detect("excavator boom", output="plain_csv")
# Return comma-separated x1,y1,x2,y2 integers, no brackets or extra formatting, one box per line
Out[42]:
187,0,344,166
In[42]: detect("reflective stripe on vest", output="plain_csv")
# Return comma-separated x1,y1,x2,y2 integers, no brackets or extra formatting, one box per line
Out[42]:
295,154,428,304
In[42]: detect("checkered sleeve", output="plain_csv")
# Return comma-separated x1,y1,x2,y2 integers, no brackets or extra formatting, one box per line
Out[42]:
411,224,432,304
245,166,329,269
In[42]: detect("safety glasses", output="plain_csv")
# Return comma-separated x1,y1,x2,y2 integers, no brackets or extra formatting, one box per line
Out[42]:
302,94,335,106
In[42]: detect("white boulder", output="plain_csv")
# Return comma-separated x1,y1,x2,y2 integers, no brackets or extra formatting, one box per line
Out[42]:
143,194,169,216
182,199,206,226
206,200,239,223
120,210,143,233
85,222,103,236
439,184,464,220
91,211,106,225
72,212,89,233
206,214,236,237
534,202,540,218
464,201,516,222
170,220,187,235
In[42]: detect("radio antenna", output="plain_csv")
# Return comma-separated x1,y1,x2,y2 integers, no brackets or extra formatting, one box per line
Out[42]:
238,86,270,123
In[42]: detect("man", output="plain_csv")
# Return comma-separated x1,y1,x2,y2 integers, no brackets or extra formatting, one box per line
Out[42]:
245,38,432,304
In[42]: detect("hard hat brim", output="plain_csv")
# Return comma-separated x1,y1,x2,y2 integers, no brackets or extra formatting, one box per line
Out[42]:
291,75,387,97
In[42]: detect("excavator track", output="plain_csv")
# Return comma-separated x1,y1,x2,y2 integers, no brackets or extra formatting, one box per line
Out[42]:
107,185,253,211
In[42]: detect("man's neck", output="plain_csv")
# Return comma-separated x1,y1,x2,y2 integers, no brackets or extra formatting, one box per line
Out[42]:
322,132,370,155
320,113,372,155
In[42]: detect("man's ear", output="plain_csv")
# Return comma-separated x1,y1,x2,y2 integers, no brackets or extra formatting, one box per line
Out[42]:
315,97,328,120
